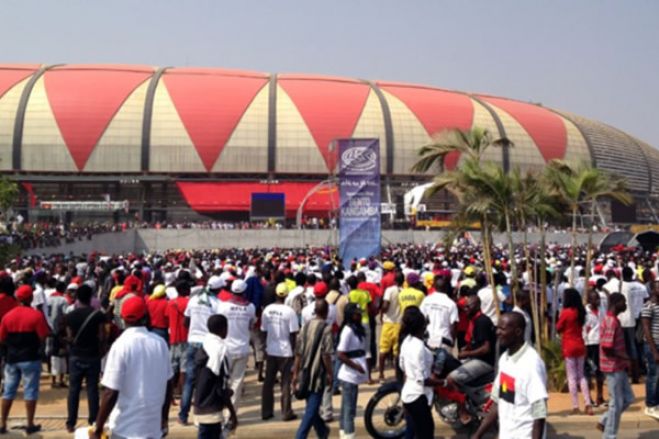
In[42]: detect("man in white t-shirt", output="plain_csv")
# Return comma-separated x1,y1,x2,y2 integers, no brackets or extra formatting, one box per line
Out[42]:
260,282,299,421
179,287,221,424
477,273,506,325
473,312,547,439
620,266,649,383
217,279,256,411
421,277,459,349
91,296,173,439
301,282,337,326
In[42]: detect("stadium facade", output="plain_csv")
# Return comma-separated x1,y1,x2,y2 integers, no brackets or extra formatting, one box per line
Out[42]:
0,63,657,224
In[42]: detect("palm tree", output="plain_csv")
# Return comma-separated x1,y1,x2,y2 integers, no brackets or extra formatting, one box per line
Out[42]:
545,161,632,287
510,169,561,348
413,127,512,319
412,127,510,173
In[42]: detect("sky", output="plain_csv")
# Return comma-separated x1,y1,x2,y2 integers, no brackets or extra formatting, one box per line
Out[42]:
3,0,658,147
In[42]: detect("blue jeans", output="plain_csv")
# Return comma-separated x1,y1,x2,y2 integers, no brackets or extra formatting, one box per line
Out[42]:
66,357,101,429
295,390,329,439
197,422,221,439
600,371,634,439
3,361,41,401
339,381,358,434
644,343,659,407
179,343,202,422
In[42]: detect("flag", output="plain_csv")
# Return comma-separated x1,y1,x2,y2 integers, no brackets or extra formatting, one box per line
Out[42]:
499,371,516,404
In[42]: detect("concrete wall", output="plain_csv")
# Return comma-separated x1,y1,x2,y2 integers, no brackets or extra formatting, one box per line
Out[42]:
24,229,608,256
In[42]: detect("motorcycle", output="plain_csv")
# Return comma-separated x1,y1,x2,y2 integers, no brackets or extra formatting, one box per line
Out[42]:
364,349,494,438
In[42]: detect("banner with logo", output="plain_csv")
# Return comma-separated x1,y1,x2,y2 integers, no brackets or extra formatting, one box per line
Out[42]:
338,138,381,268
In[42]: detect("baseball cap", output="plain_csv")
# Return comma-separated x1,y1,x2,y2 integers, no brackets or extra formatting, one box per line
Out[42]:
231,279,247,294
383,261,395,270
313,282,329,298
120,296,147,323
207,275,223,290
406,272,420,285
15,285,33,302
464,266,476,277
275,282,289,297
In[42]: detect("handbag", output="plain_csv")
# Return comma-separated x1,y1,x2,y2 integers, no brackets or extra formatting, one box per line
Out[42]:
294,322,326,400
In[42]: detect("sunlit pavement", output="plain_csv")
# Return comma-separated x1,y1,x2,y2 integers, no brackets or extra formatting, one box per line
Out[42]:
3,367,657,438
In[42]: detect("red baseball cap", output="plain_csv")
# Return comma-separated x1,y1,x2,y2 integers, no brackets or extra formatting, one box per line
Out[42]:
313,282,329,298
15,285,33,302
120,296,147,323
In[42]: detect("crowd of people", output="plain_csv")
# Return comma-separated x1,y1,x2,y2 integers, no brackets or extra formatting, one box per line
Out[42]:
0,241,656,438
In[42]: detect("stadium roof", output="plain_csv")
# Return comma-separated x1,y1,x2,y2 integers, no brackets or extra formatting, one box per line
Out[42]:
0,63,656,195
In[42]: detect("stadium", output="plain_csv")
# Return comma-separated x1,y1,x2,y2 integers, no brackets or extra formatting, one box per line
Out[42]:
0,63,657,225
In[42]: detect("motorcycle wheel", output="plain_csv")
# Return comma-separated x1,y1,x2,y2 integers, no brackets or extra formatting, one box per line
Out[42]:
364,386,406,439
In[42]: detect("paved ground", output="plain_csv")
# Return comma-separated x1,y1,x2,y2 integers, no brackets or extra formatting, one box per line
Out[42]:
1,365,658,438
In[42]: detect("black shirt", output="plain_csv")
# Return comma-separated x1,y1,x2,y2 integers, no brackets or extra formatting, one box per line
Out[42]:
65,306,105,359
469,314,496,366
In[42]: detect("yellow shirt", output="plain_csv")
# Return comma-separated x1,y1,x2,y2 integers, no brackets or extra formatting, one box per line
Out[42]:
109,284,124,302
398,287,425,312
348,289,371,325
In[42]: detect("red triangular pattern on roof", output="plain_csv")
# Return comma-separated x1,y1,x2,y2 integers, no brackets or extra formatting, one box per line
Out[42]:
380,83,474,169
163,72,269,171
0,67,38,99
278,78,370,170
479,96,567,162
44,69,152,170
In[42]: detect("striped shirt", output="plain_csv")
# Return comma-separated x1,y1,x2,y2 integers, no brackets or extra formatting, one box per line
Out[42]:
641,300,659,345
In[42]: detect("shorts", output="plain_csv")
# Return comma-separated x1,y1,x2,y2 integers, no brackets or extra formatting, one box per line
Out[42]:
3,361,41,401
50,355,67,376
448,358,493,387
622,327,638,360
379,322,401,355
170,342,189,374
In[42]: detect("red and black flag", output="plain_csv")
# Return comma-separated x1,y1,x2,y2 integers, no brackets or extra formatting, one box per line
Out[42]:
499,372,516,404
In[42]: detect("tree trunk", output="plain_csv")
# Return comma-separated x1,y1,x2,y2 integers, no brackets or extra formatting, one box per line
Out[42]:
539,221,548,348
569,206,578,287
481,216,499,319
504,209,518,307
584,200,596,304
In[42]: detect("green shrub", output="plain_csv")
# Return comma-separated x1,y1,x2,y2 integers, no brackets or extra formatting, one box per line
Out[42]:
541,339,567,392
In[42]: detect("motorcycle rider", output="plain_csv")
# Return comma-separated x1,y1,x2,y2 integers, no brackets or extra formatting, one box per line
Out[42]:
446,295,496,390
473,312,548,439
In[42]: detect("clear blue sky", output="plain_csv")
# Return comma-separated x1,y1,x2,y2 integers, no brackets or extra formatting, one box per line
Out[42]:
4,0,658,147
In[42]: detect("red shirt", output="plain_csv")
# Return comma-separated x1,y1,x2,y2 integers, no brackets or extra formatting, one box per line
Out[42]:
457,297,469,333
217,289,232,302
380,272,395,294
0,293,17,323
0,305,50,363
600,311,627,373
147,297,169,329
556,308,586,358
166,296,189,345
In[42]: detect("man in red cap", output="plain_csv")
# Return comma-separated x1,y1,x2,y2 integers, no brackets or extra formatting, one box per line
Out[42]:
0,285,50,435
91,296,173,439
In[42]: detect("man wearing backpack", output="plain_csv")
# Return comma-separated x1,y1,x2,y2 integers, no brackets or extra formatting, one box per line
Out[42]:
293,300,334,439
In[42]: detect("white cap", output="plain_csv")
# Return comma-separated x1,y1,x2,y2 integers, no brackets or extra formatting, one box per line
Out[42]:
231,279,247,294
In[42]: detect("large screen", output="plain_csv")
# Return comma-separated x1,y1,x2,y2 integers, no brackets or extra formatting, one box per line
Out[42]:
250,193,285,219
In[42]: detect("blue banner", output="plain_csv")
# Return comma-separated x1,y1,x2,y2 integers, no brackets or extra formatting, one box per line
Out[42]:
338,138,381,269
